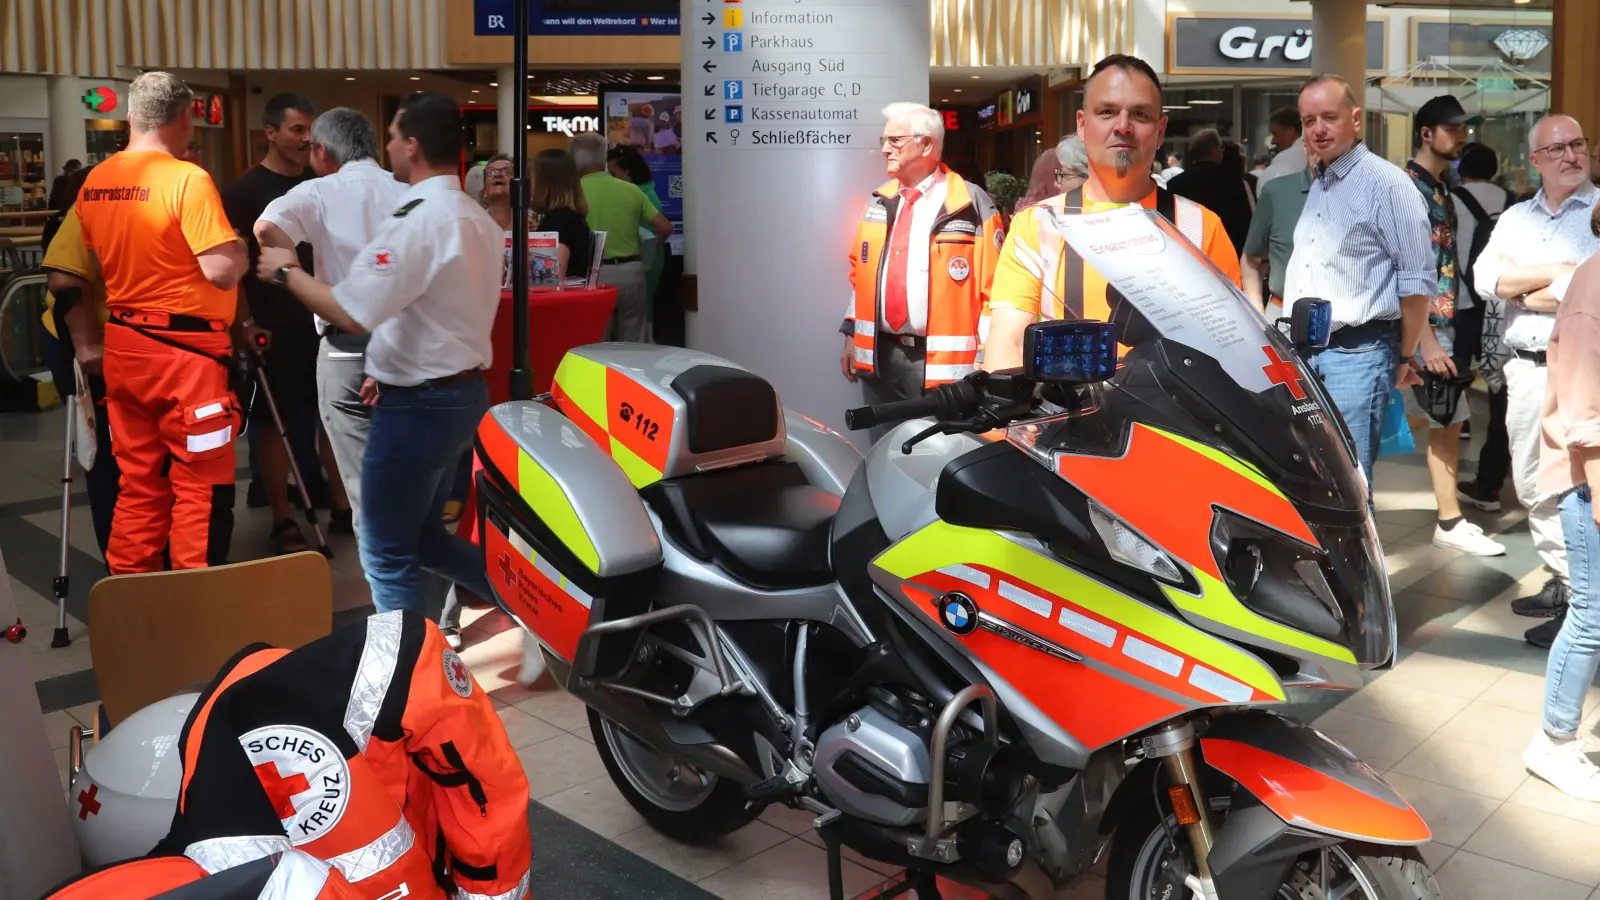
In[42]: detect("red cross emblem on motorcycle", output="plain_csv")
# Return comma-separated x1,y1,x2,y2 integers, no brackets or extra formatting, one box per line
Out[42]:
498,551,515,587
1260,346,1306,401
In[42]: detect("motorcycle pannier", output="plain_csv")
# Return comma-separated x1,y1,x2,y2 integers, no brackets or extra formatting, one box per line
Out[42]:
475,401,662,667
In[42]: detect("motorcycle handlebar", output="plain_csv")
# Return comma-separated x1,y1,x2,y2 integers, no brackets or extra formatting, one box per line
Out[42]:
844,378,997,432
844,393,947,431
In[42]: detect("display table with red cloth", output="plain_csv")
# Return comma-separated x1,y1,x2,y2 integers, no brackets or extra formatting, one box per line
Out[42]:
459,286,617,545
483,285,618,404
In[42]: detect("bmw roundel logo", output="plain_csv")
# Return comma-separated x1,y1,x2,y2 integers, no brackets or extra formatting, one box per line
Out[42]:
939,592,979,636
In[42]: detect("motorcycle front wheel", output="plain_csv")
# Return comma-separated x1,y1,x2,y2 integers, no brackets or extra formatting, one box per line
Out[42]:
1105,795,1440,900
588,708,763,842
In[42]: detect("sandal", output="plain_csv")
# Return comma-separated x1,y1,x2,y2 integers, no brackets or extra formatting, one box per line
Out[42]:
270,519,310,555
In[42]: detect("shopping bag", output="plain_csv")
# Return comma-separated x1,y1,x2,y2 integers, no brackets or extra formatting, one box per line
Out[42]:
72,360,96,471
1378,387,1415,458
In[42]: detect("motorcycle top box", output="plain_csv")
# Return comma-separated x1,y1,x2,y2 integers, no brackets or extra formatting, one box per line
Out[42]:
473,208,1437,900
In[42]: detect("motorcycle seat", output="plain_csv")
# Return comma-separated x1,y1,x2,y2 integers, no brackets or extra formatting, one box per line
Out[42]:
642,461,839,590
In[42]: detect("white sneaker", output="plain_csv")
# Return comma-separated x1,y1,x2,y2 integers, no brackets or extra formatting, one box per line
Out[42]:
1433,520,1506,556
518,631,548,685
1525,731,1600,802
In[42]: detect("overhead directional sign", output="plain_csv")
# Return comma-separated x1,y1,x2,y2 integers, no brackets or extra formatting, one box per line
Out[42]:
689,0,925,152
475,0,678,36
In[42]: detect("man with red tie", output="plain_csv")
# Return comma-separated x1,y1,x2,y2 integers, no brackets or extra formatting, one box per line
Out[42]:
841,102,1003,438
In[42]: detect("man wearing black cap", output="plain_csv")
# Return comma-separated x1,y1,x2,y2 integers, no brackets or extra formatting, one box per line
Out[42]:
1403,95,1505,556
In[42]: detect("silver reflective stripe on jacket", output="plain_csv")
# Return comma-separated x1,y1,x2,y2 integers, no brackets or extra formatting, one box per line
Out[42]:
344,610,404,750
258,850,337,899
327,817,416,882
186,835,295,873
455,870,531,900
1173,196,1205,249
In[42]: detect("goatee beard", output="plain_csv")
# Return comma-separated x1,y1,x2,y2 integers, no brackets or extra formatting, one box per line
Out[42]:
1114,150,1132,178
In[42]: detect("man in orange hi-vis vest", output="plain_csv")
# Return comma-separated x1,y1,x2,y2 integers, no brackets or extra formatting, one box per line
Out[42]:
76,71,250,574
841,102,1003,438
983,55,1241,372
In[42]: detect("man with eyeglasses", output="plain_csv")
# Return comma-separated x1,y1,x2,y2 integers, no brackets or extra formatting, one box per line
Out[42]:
1475,115,1600,643
841,102,1002,438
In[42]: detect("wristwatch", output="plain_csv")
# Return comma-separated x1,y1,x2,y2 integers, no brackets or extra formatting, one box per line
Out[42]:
271,264,297,286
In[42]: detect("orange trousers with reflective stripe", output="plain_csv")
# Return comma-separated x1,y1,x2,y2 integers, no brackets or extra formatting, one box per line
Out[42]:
103,324,239,574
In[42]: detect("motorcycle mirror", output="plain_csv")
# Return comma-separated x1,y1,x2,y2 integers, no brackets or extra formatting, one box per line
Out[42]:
1288,298,1332,350
1022,320,1118,385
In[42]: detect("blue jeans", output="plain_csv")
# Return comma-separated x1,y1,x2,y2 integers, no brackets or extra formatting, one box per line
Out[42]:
1543,486,1600,737
360,376,492,615
1305,330,1399,489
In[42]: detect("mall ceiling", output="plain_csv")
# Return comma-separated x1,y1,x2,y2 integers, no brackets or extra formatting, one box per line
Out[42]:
1349,0,1550,7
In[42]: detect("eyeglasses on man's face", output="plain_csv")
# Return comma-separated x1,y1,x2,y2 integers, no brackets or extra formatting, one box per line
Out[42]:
485,165,514,177
880,134,926,150
1536,138,1589,160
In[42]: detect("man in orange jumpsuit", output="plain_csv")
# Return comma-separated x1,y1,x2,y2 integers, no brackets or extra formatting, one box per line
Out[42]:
77,71,249,574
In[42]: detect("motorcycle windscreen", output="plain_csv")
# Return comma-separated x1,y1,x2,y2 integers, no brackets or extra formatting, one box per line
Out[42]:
1005,208,1394,668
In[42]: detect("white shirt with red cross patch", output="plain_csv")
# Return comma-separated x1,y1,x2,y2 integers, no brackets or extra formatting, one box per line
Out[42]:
331,174,505,386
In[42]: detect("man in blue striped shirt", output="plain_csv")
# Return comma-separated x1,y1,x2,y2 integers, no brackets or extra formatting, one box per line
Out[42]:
1284,74,1434,491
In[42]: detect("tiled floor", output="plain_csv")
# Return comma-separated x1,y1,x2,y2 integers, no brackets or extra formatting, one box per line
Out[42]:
7,395,1600,899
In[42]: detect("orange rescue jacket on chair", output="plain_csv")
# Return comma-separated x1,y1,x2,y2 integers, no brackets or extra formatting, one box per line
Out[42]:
847,166,1003,389
156,611,532,900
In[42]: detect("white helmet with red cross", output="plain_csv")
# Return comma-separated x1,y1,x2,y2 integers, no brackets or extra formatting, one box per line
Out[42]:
69,693,199,868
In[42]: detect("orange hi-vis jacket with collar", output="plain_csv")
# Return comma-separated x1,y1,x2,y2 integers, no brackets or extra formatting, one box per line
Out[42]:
155,611,532,900
847,166,1004,389
47,847,367,900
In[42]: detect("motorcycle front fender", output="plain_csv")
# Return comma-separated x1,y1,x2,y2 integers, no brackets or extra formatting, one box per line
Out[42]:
1200,711,1431,847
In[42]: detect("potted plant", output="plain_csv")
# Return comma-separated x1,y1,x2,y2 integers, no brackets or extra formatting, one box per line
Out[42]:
984,170,1025,227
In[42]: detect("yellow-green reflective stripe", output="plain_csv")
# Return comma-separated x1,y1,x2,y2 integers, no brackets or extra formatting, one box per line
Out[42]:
1165,571,1356,667
878,522,1285,701
610,437,662,489
554,353,609,429
515,450,601,574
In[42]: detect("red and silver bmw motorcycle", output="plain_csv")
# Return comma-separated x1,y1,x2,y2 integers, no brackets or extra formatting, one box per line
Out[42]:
474,207,1438,900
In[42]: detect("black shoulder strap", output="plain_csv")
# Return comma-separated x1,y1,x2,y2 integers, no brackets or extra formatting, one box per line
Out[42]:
1454,186,1491,225
1062,188,1085,320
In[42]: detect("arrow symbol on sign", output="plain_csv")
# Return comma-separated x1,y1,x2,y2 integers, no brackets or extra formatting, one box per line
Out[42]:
702,36,715,48
703,84,714,96
702,59,716,73
704,107,715,120
701,12,714,24
706,132,719,144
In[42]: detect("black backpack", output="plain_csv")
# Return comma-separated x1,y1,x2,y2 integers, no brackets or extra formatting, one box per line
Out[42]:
1454,184,1516,278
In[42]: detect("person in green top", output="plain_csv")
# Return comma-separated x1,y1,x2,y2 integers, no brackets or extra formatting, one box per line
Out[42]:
607,144,668,313
571,132,673,342
1241,153,1313,315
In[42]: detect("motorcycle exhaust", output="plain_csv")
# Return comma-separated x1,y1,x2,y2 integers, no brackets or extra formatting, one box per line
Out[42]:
568,673,761,787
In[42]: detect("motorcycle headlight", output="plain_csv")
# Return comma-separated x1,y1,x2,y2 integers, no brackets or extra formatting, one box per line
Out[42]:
1210,510,1345,642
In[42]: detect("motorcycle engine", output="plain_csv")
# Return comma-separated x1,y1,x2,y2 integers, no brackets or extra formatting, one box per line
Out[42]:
813,688,934,828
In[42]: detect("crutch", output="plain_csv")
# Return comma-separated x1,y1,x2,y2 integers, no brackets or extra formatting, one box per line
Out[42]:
51,383,75,648
249,334,332,558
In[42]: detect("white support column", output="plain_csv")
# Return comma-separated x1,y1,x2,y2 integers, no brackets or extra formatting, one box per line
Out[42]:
681,0,930,440
1311,0,1368,95
496,64,518,156
47,76,88,176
